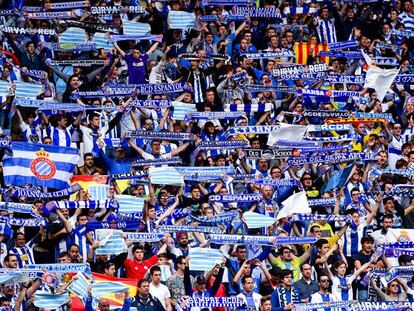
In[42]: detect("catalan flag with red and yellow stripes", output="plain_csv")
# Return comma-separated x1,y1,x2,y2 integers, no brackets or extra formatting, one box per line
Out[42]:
293,42,329,64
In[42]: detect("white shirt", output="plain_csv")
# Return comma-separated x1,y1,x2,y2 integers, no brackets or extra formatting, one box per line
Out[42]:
149,282,171,310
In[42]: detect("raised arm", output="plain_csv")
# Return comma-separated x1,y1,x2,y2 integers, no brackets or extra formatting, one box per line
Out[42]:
146,41,160,55
112,41,126,58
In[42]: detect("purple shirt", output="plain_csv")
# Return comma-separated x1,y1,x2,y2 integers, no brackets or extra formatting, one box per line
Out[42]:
124,53,148,84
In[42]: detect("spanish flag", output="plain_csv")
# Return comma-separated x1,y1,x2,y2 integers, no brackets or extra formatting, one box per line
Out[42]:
294,42,329,64
69,175,108,201
71,273,138,310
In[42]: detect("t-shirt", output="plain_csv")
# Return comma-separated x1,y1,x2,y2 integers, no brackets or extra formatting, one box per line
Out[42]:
124,54,149,84
124,255,158,280
149,282,171,310
271,257,303,282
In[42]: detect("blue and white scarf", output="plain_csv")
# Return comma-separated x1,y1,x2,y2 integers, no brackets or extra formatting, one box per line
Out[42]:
328,40,359,50
132,157,183,167
209,194,261,203
178,297,245,308
185,111,246,120
124,130,194,141
190,210,238,225
287,152,375,166
390,29,414,38
157,225,223,234
209,234,317,245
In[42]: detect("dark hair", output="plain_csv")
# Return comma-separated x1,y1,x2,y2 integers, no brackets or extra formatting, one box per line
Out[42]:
280,269,293,279
88,112,100,122
317,273,329,282
132,244,144,253
150,265,161,276
59,251,71,259
310,225,321,233
333,260,347,272
176,255,186,265
383,196,394,205
361,235,374,245
138,278,149,288
300,262,311,272
84,152,94,160
236,245,246,252
260,296,271,305
241,275,253,285
4,254,17,264
104,261,115,270
398,254,413,265
26,41,35,48
315,239,329,250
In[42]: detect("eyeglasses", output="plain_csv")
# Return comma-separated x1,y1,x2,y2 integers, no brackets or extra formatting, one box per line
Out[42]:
303,177,311,180
390,284,399,288
394,127,401,130
320,279,330,283
145,122,153,126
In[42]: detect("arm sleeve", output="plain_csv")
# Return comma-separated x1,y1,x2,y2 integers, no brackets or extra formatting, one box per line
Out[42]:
254,247,271,262
121,297,132,311
209,267,225,297
183,267,193,296
271,290,284,311
112,252,129,270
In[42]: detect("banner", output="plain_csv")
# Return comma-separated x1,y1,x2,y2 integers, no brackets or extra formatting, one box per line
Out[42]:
293,42,329,64
168,11,195,29
272,63,328,76
208,194,261,203
157,225,222,234
3,142,79,190
362,50,399,102
189,247,223,271
287,152,375,166
209,234,317,246
244,148,299,160
124,130,194,141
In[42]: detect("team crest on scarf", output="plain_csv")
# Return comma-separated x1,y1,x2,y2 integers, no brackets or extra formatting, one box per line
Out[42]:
30,149,57,180
397,230,412,242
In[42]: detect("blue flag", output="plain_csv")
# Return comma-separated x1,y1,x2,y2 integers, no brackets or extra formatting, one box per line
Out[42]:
323,162,355,192
3,142,80,190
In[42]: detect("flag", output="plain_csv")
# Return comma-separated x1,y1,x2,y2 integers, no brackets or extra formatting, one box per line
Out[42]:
168,11,195,29
172,102,196,120
149,167,184,185
267,123,307,146
114,194,145,214
0,80,9,96
14,81,43,98
89,184,109,200
33,292,70,309
3,142,79,190
278,191,311,220
362,50,399,102
71,272,138,311
95,229,127,255
323,162,355,192
90,32,112,50
293,42,329,64
243,211,275,228
189,247,223,271
122,19,151,36
59,27,87,45
0,222,12,238
70,175,108,200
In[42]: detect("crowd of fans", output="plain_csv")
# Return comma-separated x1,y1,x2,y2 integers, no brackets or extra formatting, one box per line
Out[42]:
1,0,414,310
